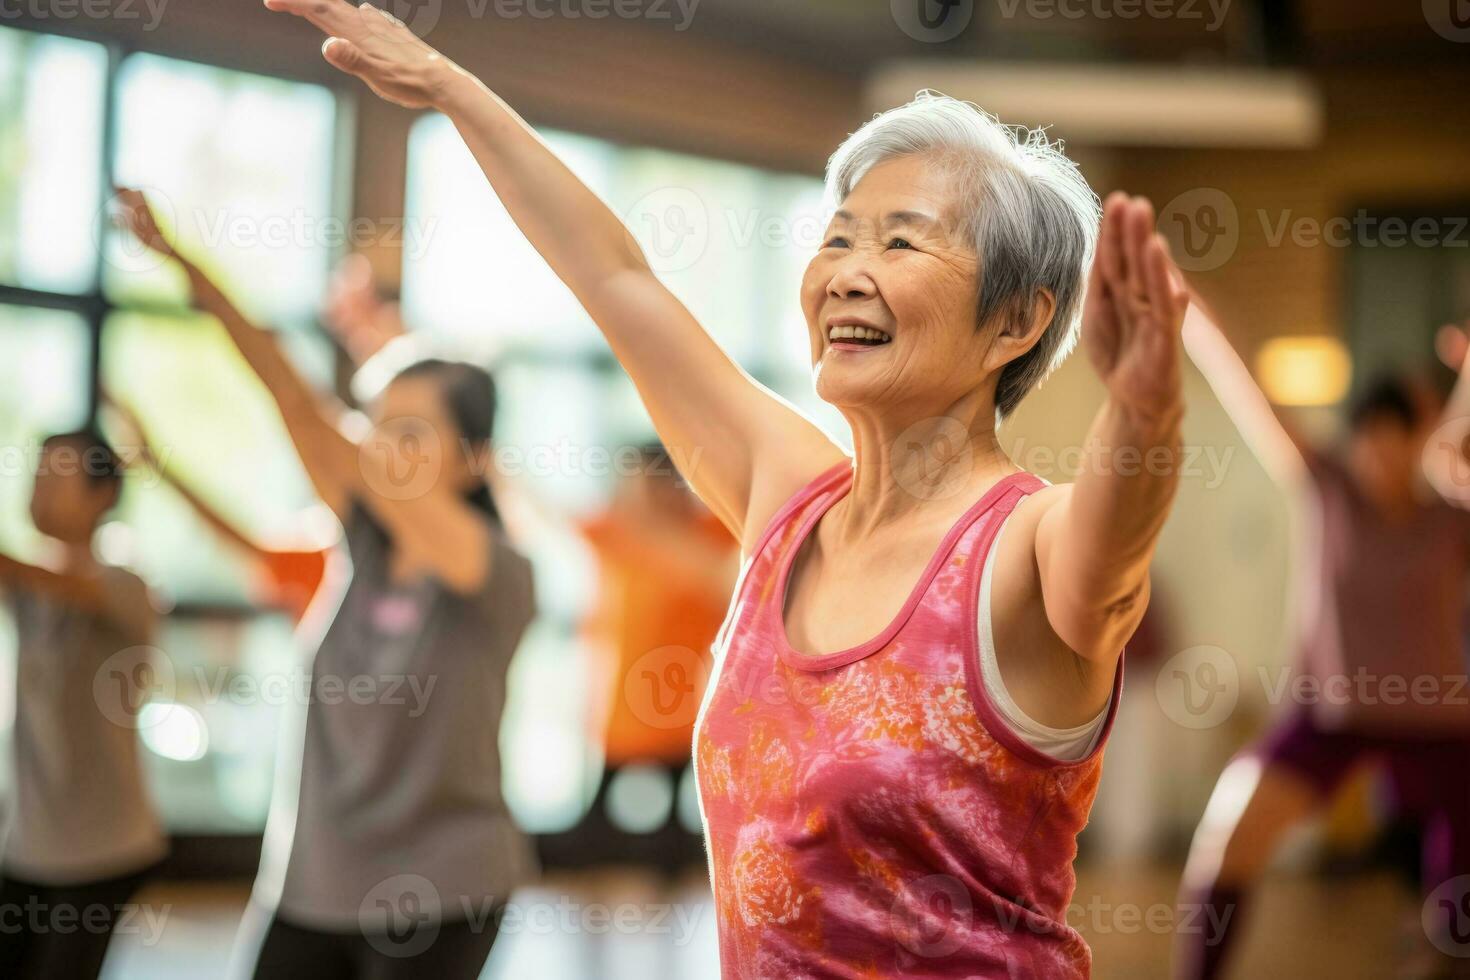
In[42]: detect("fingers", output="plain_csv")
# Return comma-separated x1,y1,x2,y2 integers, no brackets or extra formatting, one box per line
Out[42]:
263,0,362,40
112,187,180,259
1083,238,1117,334
1436,324,1470,372
1098,192,1127,284
1122,197,1154,303
112,186,152,235
321,36,364,74
1143,235,1175,323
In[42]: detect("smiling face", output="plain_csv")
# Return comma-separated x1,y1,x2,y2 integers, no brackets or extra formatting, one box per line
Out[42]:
802,154,1000,415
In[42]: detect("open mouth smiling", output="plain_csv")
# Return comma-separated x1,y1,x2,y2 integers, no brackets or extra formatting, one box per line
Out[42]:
825,318,893,350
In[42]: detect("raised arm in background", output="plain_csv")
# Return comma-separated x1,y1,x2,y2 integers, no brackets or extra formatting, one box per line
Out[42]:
1424,321,1470,504
1181,296,1315,487
101,393,278,563
113,188,495,594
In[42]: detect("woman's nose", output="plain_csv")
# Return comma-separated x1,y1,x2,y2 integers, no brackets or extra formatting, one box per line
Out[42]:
826,258,877,300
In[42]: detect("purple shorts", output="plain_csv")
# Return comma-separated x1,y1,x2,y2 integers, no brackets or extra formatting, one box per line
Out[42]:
1256,709,1470,883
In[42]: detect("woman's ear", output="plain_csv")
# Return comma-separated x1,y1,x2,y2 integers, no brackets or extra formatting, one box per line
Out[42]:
983,287,1057,374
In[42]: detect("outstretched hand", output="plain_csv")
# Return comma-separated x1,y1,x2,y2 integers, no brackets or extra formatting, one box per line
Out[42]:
1082,192,1190,425
113,186,177,260
264,0,461,109
1436,322,1469,373
323,254,406,365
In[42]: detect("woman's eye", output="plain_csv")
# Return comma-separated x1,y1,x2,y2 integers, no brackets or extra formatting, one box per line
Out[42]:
888,238,913,250
822,236,850,249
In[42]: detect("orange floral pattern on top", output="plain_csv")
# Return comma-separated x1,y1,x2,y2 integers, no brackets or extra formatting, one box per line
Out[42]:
694,464,1122,979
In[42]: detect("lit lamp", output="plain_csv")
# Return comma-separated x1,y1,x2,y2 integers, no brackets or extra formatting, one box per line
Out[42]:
1255,336,1351,407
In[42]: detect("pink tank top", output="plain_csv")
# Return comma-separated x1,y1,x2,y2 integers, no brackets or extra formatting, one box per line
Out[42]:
694,462,1123,979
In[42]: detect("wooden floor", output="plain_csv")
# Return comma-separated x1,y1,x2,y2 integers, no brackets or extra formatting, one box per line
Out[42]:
100,864,1418,979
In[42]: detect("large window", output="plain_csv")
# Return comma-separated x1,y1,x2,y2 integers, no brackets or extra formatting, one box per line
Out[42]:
404,115,836,831
0,24,344,833
0,29,107,294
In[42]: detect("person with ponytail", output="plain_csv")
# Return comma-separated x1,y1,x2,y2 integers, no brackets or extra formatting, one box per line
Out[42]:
115,190,536,979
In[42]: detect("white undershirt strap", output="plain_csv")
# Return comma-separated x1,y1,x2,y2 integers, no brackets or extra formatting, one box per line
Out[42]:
977,512,1109,762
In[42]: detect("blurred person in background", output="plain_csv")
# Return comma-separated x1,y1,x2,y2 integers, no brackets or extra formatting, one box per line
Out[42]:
266,4,1196,975
543,443,735,877
0,428,168,980
116,189,537,979
1177,308,1470,980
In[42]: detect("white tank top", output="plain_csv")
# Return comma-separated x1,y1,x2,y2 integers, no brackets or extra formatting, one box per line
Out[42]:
977,513,1109,762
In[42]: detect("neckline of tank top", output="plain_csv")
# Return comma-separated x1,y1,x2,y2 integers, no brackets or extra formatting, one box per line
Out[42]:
769,468,1038,673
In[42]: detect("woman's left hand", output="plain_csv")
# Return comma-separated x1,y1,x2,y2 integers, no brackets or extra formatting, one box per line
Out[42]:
264,0,463,111
1082,192,1190,425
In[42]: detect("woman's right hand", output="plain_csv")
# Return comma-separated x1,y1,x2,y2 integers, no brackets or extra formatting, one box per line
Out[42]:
264,0,465,110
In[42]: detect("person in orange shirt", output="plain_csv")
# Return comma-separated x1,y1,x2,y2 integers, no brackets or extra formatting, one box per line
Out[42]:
554,444,736,875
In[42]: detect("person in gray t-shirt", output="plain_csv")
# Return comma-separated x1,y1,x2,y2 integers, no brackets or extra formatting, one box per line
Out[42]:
0,430,167,980
117,192,539,979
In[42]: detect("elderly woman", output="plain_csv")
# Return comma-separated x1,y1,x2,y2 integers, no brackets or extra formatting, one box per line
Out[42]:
268,2,1189,975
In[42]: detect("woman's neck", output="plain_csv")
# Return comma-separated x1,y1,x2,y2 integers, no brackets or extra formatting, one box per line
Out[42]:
835,395,1016,540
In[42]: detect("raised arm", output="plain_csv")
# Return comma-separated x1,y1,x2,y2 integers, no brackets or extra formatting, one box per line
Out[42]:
102,394,274,562
1424,322,1470,504
322,253,407,366
1032,194,1188,665
0,551,153,638
114,189,498,594
1180,294,1314,488
114,188,360,521
264,0,845,548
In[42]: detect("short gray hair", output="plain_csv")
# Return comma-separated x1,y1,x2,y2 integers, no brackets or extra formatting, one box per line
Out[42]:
825,91,1101,419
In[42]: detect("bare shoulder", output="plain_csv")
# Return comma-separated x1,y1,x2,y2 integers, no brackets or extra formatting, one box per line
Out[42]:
991,481,1071,592
1000,482,1071,542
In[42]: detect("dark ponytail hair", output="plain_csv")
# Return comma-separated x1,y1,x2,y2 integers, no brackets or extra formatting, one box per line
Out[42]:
392,358,502,525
